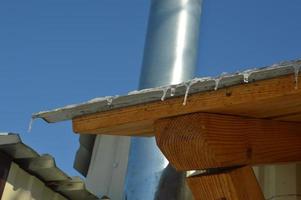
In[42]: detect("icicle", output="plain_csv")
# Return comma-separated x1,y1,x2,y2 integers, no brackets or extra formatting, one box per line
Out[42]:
243,73,249,83
161,87,169,101
214,78,221,91
182,77,212,106
242,70,253,83
170,87,176,97
183,82,192,106
106,97,113,106
214,72,228,91
28,117,35,133
294,65,300,89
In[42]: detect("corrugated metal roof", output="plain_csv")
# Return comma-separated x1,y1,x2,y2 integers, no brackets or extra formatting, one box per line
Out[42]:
0,133,99,200
32,59,301,177
2,162,68,200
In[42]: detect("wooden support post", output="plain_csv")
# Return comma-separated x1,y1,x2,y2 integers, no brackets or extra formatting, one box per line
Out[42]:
187,166,264,200
155,113,301,171
154,112,301,199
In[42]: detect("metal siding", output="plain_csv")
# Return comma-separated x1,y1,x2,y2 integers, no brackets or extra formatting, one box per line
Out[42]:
85,135,130,199
1,162,67,200
74,134,95,176
254,164,301,200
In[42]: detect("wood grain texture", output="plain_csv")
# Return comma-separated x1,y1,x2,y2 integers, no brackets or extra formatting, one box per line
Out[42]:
187,166,264,200
155,113,301,170
73,74,301,136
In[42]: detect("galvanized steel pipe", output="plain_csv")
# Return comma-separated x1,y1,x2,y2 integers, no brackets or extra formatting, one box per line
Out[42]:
139,0,203,88
124,0,203,199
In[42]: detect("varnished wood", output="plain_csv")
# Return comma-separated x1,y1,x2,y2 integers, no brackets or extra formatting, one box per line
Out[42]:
155,113,301,170
187,166,264,200
73,74,301,136
90,120,154,136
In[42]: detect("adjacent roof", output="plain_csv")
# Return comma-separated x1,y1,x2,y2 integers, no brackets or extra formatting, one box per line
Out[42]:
32,59,301,176
0,133,99,200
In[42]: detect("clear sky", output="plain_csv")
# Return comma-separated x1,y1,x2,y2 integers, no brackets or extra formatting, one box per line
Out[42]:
0,0,300,176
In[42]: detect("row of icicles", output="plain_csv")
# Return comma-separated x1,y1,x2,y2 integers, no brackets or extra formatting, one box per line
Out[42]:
162,65,301,106
28,64,301,132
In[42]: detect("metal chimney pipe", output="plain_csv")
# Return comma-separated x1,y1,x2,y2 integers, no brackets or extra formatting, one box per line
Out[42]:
139,0,203,87
124,0,203,199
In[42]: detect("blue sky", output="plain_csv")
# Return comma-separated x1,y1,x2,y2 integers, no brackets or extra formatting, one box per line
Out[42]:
0,0,300,176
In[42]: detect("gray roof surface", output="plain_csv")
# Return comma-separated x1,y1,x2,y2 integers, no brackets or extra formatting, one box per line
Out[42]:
0,133,99,200
32,59,301,177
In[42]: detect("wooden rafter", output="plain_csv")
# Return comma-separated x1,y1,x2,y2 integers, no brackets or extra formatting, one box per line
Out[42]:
72,74,301,136
154,113,301,199
155,112,301,170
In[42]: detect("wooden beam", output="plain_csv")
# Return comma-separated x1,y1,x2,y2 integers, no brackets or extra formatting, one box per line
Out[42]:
73,74,301,136
155,113,301,170
187,166,264,200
